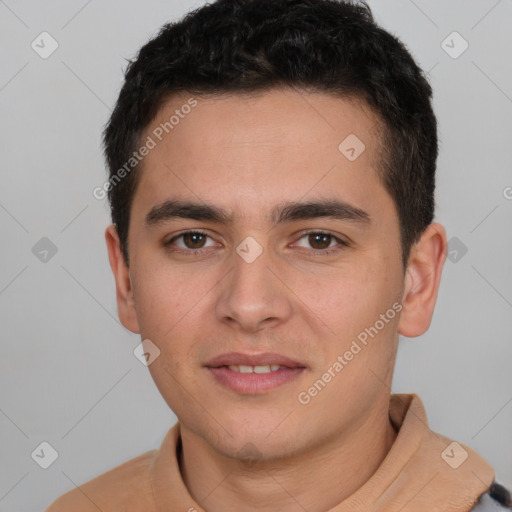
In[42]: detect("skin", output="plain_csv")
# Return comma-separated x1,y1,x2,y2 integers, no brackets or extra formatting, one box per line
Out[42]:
106,88,447,512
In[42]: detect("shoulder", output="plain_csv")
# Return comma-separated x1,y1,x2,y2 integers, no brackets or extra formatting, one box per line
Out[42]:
44,449,158,511
473,481,512,511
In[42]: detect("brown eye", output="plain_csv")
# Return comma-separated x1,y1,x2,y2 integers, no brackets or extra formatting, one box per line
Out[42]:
165,230,216,253
182,232,207,249
294,230,349,255
308,233,332,250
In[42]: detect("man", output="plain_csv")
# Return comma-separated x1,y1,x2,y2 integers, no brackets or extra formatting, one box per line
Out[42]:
46,0,511,510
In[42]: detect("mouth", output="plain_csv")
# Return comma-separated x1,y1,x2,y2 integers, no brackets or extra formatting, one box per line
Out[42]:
204,352,306,394
223,364,289,373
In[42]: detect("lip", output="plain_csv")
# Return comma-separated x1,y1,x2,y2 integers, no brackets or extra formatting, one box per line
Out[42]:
206,366,305,394
204,352,306,394
204,352,305,368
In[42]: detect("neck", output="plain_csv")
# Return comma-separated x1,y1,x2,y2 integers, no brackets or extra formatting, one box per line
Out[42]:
178,400,397,512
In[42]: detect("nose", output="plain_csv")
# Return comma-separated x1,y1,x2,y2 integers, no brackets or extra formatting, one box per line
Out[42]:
214,241,293,333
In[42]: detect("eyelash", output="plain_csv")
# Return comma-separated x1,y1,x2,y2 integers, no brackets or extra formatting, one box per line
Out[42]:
164,229,350,257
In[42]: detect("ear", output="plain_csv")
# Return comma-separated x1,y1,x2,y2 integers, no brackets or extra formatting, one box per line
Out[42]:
397,222,448,338
105,224,140,334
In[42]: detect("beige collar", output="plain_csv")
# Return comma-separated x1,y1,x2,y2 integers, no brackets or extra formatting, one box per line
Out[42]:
149,394,494,511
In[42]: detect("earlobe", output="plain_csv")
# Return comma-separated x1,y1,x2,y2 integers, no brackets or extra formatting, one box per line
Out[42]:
397,223,448,338
105,225,140,334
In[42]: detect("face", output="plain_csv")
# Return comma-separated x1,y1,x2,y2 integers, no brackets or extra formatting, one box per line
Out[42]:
106,88,439,461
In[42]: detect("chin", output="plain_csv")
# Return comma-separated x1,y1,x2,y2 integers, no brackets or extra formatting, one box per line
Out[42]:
222,436,302,464
208,416,305,461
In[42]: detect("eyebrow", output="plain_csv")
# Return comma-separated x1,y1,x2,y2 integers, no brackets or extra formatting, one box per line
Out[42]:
145,198,371,228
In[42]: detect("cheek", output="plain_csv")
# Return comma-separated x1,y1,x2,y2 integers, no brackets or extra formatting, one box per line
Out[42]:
130,264,215,388
130,261,209,337
311,262,401,357
301,269,374,333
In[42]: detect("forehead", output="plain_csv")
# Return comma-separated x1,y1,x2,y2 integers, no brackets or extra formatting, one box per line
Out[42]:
144,88,382,157
133,88,391,227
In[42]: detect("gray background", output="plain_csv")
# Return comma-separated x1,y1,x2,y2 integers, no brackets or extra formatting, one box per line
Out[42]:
0,0,511,510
